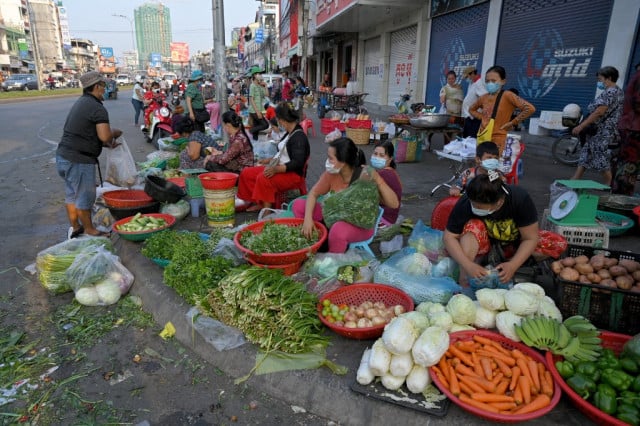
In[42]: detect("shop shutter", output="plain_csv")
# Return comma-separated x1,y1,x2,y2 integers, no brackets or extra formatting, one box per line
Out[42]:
425,2,490,107
495,0,613,113
387,25,417,106
363,37,383,105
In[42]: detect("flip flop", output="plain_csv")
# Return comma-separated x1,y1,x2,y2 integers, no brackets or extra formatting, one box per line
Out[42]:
68,226,85,240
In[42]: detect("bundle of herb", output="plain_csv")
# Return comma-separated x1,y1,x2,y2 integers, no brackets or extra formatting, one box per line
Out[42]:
239,222,319,255
141,230,207,261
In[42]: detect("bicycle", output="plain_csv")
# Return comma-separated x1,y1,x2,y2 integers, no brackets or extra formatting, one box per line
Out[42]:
551,104,583,166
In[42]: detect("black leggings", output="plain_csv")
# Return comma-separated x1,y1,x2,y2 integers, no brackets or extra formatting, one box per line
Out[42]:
250,113,269,140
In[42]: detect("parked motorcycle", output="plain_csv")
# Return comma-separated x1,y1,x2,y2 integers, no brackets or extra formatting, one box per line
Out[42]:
551,103,583,166
142,94,173,148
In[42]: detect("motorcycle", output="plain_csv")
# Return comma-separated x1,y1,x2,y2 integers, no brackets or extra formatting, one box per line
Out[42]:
141,93,173,148
551,103,584,166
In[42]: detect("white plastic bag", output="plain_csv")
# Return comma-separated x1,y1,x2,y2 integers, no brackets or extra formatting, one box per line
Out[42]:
324,128,342,144
102,137,138,187
439,104,447,114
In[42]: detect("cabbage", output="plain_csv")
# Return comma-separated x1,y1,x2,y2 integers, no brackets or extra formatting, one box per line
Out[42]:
504,289,539,316
513,282,546,299
94,279,122,305
396,252,432,276
412,326,450,367
473,302,497,329
356,348,374,385
369,339,392,376
399,311,430,333
450,324,476,332
406,364,431,394
381,372,406,391
390,352,414,377
475,288,508,311
382,317,419,355
536,295,562,322
446,294,477,325
428,311,453,332
75,286,100,306
495,311,523,342
416,301,445,316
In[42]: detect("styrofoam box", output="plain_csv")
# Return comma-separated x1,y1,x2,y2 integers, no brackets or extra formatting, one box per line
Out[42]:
538,111,567,130
529,118,550,136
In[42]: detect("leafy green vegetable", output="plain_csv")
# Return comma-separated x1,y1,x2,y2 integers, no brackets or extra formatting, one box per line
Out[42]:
322,178,380,229
141,230,207,261
164,255,233,305
166,155,180,169
239,221,318,255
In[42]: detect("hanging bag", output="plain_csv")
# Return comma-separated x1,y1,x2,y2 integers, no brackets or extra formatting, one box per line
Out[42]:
476,90,504,144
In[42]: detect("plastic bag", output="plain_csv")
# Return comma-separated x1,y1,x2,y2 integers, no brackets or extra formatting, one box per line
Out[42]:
325,128,342,144
374,247,462,304
186,307,246,351
253,140,278,159
408,220,447,263
160,199,190,220
158,137,180,152
304,248,376,281
211,237,246,266
322,177,380,229
102,137,138,187
439,104,447,114
380,234,404,255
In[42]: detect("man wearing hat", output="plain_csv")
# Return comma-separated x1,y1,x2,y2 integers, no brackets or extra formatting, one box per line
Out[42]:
56,71,123,238
185,70,208,131
461,66,487,138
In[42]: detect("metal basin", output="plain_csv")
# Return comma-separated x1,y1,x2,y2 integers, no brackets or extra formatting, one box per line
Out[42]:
409,113,450,128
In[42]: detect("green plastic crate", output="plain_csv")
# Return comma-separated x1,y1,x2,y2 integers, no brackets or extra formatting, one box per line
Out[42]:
186,177,204,198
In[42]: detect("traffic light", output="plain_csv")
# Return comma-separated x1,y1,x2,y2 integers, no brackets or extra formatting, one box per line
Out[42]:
244,26,252,42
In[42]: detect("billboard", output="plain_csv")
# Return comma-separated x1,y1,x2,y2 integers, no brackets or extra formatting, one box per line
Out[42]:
170,42,189,63
150,53,162,68
98,47,116,74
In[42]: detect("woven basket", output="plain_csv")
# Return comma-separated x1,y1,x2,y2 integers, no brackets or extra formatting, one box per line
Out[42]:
346,127,370,145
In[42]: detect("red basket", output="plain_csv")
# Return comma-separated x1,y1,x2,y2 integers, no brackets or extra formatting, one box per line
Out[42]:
317,284,414,340
233,218,327,265
430,330,562,423
546,331,631,426
167,177,187,189
634,206,640,226
247,258,302,276
320,118,345,134
198,172,238,190
103,190,154,208
346,119,372,130
430,196,459,230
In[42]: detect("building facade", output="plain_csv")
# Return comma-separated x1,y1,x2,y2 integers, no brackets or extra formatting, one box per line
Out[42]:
134,2,172,71
0,0,35,75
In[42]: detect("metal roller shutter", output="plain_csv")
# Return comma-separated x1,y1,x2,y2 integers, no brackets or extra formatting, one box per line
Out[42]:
387,25,417,106
495,0,614,113
425,3,490,106
363,37,383,105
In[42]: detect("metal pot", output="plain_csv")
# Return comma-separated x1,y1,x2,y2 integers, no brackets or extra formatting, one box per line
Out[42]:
409,113,450,128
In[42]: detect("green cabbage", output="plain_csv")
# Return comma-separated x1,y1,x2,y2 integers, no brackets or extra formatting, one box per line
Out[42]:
446,294,477,325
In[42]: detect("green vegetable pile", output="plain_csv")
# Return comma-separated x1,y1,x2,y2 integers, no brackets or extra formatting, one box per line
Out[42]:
141,230,210,261
204,268,329,353
116,213,166,232
322,178,380,229
239,221,319,255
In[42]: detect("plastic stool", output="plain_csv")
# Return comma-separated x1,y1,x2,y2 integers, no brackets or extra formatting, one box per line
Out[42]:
348,207,384,257
300,118,316,137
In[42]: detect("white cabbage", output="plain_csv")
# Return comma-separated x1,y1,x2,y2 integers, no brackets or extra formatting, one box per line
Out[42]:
428,311,453,332
369,339,392,376
95,279,122,305
381,373,406,391
513,282,546,299
537,295,563,322
446,294,477,325
495,311,524,342
406,364,431,394
475,288,508,311
399,311,430,333
390,352,414,377
356,348,375,385
473,302,497,329
382,317,419,355
504,289,540,316
412,326,450,367
450,324,476,332
75,286,100,306
396,252,432,276
416,301,445,316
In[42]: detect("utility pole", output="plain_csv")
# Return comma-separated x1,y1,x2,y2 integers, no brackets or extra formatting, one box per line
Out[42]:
300,0,308,80
27,1,43,90
212,0,228,142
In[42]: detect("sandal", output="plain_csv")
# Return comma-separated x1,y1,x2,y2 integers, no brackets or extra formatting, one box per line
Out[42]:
67,226,85,240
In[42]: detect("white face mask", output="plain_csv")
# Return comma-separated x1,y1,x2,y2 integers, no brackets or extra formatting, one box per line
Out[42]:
325,159,341,174
471,206,494,216
481,158,501,171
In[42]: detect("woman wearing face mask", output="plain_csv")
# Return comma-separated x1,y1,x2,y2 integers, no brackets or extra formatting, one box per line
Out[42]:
236,102,310,212
443,173,539,286
371,141,403,226
469,65,535,154
291,138,400,253
570,66,624,186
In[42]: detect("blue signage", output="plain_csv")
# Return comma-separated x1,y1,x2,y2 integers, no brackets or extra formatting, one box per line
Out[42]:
100,47,114,58
150,53,162,67
255,28,264,44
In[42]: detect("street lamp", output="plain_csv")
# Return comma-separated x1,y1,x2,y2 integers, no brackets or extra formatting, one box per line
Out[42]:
112,13,136,68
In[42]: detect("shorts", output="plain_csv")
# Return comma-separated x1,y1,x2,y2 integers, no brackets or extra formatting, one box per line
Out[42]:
56,155,97,210
462,219,492,255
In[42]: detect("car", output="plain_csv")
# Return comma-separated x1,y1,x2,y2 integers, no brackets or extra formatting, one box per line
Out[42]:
115,74,132,86
1,74,39,91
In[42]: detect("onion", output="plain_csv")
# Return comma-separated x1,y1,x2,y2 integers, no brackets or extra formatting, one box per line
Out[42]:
355,307,365,317
357,318,373,328
334,321,344,327
344,312,358,322
373,301,386,310
361,301,373,310
345,321,357,328
372,316,387,326
393,305,406,316
365,308,378,319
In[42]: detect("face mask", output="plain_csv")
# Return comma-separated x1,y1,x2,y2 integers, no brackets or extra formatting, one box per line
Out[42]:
370,156,387,169
481,158,501,171
471,206,494,217
597,81,605,90
325,159,341,174
486,82,501,94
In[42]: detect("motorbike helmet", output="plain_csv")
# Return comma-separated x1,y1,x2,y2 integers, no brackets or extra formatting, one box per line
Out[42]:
562,103,582,128
135,75,143,84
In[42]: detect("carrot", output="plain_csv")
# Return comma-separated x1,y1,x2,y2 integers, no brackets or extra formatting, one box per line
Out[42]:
518,375,532,405
472,336,512,356
438,358,451,383
472,352,484,377
470,393,515,403
466,375,497,393
509,366,521,391
433,369,450,389
459,394,500,413
459,380,475,397
458,374,486,394
454,362,481,378
455,340,479,353
513,382,523,405
480,357,493,381
541,370,554,397
529,360,541,394
516,358,534,392
494,378,510,395
491,372,504,388
449,366,461,396
511,348,528,360
449,345,474,367
512,393,551,415
495,357,512,378
476,349,516,367
489,401,518,411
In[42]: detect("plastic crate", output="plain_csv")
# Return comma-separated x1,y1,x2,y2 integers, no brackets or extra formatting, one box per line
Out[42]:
555,245,640,334
546,221,609,248
346,119,372,130
185,176,204,198
320,118,345,135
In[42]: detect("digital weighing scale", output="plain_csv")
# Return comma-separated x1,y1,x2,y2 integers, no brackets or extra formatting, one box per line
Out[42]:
547,179,610,226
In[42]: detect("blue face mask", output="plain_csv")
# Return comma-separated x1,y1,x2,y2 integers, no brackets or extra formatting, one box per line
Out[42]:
471,206,494,217
481,158,501,171
486,82,501,94
370,156,387,169
597,81,605,90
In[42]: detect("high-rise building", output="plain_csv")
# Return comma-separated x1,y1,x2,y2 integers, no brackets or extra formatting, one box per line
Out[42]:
134,2,171,71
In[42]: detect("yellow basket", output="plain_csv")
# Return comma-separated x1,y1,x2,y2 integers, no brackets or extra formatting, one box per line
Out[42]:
346,128,371,145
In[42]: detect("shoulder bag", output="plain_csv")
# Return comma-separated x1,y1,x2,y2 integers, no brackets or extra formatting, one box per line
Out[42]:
476,90,504,144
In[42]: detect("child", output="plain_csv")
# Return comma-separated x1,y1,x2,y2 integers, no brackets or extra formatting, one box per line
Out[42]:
449,141,502,196
264,102,276,122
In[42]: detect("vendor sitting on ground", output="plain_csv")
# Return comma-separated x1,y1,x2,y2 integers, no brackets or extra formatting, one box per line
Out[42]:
292,137,400,253
203,110,254,173
177,118,224,170
449,141,503,196
443,173,541,286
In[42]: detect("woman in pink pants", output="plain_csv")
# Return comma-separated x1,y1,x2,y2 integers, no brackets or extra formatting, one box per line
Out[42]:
292,137,399,253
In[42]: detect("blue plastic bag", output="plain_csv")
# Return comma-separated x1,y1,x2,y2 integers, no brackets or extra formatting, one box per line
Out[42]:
407,220,447,263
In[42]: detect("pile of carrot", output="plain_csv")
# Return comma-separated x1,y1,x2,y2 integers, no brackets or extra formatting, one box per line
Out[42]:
431,335,554,416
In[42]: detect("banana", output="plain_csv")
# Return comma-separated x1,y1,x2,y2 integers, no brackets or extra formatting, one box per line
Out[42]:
556,323,572,349
515,324,535,347
521,318,539,346
560,336,582,359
